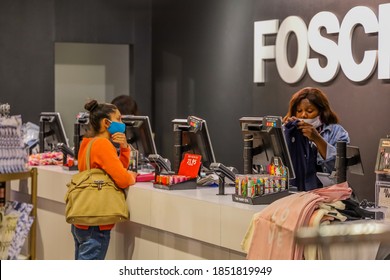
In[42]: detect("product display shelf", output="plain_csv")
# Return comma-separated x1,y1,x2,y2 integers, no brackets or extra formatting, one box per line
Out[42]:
0,168,38,260
232,190,291,205
153,178,197,190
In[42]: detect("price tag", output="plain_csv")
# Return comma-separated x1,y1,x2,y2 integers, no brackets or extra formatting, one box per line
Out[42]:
178,153,202,178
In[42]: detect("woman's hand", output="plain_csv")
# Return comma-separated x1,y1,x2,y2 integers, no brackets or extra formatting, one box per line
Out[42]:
297,121,321,141
128,171,138,180
126,170,138,185
284,116,298,124
111,132,129,148
298,120,328,159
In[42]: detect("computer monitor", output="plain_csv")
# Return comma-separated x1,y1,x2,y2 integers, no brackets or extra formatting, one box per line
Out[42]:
239,116,295,179
73,113,156,163
121,115,157,160
73,112,90,160
39,112,69,152
172,116,216,173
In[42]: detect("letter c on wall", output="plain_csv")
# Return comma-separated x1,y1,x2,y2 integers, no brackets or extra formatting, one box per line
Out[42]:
338,6,378,82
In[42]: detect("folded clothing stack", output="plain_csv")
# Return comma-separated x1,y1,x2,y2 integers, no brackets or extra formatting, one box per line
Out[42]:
0,115,28,174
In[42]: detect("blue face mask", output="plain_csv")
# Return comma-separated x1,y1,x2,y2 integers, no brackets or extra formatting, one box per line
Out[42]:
107,120,126,134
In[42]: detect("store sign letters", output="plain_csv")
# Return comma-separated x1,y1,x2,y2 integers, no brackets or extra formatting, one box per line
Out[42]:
254,4,390,84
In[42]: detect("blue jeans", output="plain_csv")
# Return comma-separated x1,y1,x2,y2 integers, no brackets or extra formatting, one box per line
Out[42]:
71,225,111,260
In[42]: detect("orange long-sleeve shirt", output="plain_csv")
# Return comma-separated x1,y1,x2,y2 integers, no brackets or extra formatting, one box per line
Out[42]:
78,137,135,188
76,137,136,230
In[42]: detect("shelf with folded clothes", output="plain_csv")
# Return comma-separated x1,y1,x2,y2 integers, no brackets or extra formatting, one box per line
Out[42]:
0,168,38,260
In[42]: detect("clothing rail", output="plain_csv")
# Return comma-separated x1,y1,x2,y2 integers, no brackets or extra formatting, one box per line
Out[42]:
295,221,390,259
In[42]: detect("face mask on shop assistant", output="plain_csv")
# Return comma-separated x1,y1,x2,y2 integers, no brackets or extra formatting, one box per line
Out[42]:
299,116,322,128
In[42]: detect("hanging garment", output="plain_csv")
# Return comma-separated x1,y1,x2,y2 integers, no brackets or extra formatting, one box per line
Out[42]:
284,120,322,191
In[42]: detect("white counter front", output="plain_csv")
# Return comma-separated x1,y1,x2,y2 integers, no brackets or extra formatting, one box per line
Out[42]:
10,166,265,260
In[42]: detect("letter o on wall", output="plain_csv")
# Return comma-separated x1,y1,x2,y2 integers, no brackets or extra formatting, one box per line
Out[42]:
275,16,309,84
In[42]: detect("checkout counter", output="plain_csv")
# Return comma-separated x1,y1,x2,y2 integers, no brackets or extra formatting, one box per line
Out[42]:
8,115,389,260
10,165,390,260
10,165,265,260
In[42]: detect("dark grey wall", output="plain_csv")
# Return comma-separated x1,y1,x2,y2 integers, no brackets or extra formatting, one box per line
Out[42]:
152,0,390,201
0,0,54,123
0,0,152,123
1,0,389,201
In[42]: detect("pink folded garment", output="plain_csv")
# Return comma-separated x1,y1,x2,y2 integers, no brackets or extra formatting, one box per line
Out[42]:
246,182,352,260
309,181,352,202
136,173,155,182
246,192,323,260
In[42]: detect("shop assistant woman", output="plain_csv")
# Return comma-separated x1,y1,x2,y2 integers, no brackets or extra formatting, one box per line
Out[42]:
283,87,349,191
71,99,137,260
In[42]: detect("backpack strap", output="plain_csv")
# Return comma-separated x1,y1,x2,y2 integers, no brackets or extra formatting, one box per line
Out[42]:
85,138,98,170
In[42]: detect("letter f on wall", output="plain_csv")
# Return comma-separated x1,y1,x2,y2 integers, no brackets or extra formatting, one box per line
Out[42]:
254,20,279,83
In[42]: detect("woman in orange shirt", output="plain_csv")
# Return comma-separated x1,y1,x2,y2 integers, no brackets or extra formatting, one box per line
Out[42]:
71,99,137,260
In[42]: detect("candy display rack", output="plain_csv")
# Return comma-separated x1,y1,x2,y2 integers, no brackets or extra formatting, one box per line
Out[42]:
231,156,291,205
153,177,197,190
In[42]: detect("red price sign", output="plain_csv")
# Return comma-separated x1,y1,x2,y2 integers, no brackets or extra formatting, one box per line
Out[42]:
178,153,202,178
187,158,198,166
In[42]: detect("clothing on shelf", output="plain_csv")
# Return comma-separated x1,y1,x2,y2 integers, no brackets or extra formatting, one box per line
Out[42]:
0,201,34,260
0,207,19,259
243,181,352,260
1,106,36,259
0,113,28,174
28,151,63,166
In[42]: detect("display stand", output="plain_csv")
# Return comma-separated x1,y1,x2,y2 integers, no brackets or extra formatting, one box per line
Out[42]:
232,190,290,205
0,168,38,260
153,178,197,190
150,152,199,191
233,153,291,205
231,116,294,205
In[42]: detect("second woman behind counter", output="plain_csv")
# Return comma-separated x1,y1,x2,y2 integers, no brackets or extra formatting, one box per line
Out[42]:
111,95,139,116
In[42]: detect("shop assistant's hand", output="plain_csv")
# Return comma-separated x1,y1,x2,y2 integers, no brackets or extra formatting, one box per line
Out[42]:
297,121,321,141
298,120,328,159
111,132,129,149
283,116,298,124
